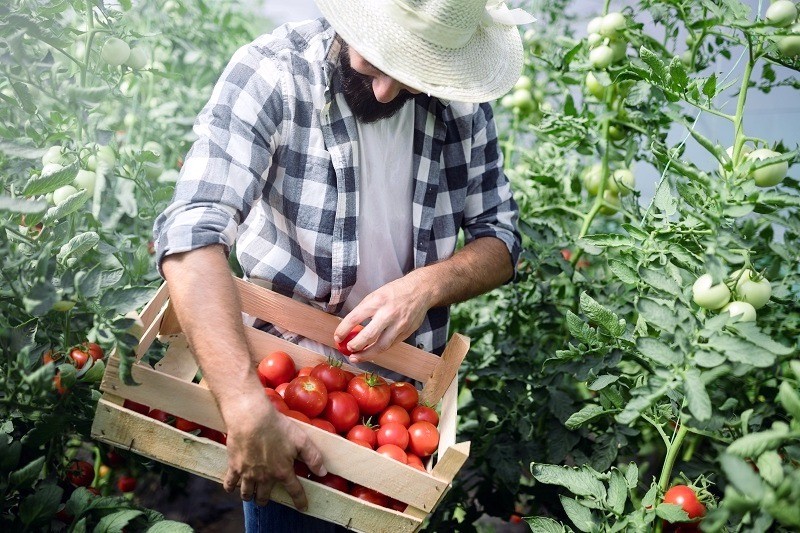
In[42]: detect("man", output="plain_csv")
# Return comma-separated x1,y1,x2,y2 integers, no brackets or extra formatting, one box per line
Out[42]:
153,0,532,530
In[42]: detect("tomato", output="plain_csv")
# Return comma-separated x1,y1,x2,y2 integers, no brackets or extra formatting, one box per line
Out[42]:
410,405,439,426
585,72,606,100
586,16,603,35
66,460,94,487
343,370,356,383
313,473,350,493
123,399,150,415
175,417,202,433
285,410,312,424
600,190,621,214
148,409,174,426
376,422,409,449
692,274,731,310
126,46,148,69
346,424,378,448
86,144,116,171
600,12,626,36
609,168,635,196
336,324,365,356
42,145,68,166
379,405,411,428
510,514,523,523
348,373,391,415
53,185,78,206
376,444,408,464
53,372,68,395
264,388,289,413
101,37,131,66
582,164,602,195
84,342,104,362
74,170,97,196
199,427,227,444
311,360,348,392
322,391,360,433
609,39,627,62
406,453,426,471
98,465,111,478
349,438,372,448
766,0,798,27
351,485,390,507
747,148,788,187
106,449,124,467
587,33,602,48
297,366,313,377
777,25,800,58
42,350,56,365
514,75,532,91
663,485,706,520
284,375,328,418
275,382,289,397
294,460,311,479
257,351,296,388
387,498,407,512
69,346,89,369
310,418,337,433
511,89,534,111
721,301,757,322
117,475,137,493
732,269,771,309
407,421,440,458
389,382,419,411
589,45,614,68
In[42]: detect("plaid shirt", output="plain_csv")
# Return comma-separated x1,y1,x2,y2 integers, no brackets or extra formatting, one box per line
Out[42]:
153,19,521,355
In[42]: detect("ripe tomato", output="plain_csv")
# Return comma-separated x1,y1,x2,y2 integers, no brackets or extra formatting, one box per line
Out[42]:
175,417,202,433
53,373,68,395
276,382,289,397
348,373,390,415
148,409,174,425
377,422,409,449
407,421,439,457
117,475,137,493
84,342,104,362
346,424,377,448
123,399,150,415
106,449,124,467
692,274,731,310
66,460,94,487
349,438,372,448
376,444,408,464
663,485,706,519
294,460,311,479
310,418,337,433
388,498,407,512
311,360,348,392
379,405,411,428
199,427,227,444
42,350,56,365
410,405,439,426
343,370,356,383
313,473,350,493
264,388,289,413
322,391,360,433
510,514,523,523
297,366,314,377
351,485,390,507
336,324,365,356
389,382,419,411
68,347,90,369
284,410,312,424
284,375,328,418
406,453,426,471
257,351,296,388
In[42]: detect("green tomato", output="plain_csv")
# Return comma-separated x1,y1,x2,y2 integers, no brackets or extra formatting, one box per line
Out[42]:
692,273,731,310
599,190,620,214
582,164,603,195
609,39,627,62
52,300,76,312
87,145,116,171
609,168,635,195
680,51,694,68
608,125,625,141
123,113,137,130
600,12,626,37
587,33,603,48
143,162,164,180
585,72,606,99
143,141,163,157
514,75,532,91
747,148,788,187
74,169,97,196
731,269,771,309
766,0,798,27
125,46,149,69
589,45,615,68
42,145,68,166
101,37,131,66
718,144,753,175
500,94,514,108
53,185,78,205
721,301,757,322
511,88,534,110
587,16,603,35
777,25,800,57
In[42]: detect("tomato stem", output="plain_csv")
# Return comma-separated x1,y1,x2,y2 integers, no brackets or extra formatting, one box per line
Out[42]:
658,422,689,494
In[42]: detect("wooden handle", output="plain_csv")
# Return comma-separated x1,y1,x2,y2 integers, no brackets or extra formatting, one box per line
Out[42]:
420,333,469,405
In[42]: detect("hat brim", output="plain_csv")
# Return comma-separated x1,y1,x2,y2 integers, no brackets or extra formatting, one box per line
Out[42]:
315,0,524,103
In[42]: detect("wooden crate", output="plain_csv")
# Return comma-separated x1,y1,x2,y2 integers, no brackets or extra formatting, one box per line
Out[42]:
91,276,471,532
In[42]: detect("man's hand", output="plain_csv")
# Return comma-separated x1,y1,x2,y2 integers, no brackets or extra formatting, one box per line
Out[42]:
223,400,326,510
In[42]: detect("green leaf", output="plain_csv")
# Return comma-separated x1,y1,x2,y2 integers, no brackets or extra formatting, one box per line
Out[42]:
531,463,607,500
655,503,690,522
693,350,725,368
684,369,712,421
637,298,680,332
9,456,46,489
653,177,678,216
22,281,58,317
0,196,48,214
639,267,682,297
0,439,22,471
578,234,632,249
100,286,158,314
624,462,638,489
566,311,598,345
609,259,637,284
712,332,775,368
702,74,717,98
565,405,607,430
637,338,682,366
727,428,787,458
720,453,764,500
560,496,596,532
756,450,784,487
93,510,144,533
0,140,46,159
778,381,800,420
526,516,571,533
731,323,793,356
669,56,689,91
19,483,62,527
146,522,194,533
80,360,105,383
641,483,658,508
580,292,625,337
23,161,79,196
57,232,100,264
588,375,618,391
640,47,669,85
607,469,627,515
43,189,89,223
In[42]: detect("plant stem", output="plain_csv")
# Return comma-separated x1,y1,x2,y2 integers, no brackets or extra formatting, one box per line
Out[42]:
658,423,690,493
732,37,758,166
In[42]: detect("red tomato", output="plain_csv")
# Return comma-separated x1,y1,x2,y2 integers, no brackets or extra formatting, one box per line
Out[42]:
322,391,360,433
336,324,365,356
311,360,348,392
175,417,202,433
350,485,389,507
297,366,314,377
377,422,409,449
43,350,56,365
68,347,89,369
84,342,104,362
294,460,311,479
199,427,227,444
347,373,390,415
106,449,124,467
407,421,439,457
275,382,288,397
310,418,336,433
284,409,312,424
257,351,296,388
123,399,150,415
313,473,350,493
147,409,174,426
65,460,94,487
117,475,137,493
343,370,356,383
53,373,68,395
376,444,408,464
510,514,523,523
346,424,377,448
406,453,426,471
410,405,439,426
663,485,706,519
388,498,407,512
379,405,411,428
264,388,289,413
284,375,328,418
350,439,372,448
389,382,419,411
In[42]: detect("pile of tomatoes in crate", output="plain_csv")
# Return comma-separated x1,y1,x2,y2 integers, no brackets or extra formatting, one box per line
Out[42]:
258,350,441,510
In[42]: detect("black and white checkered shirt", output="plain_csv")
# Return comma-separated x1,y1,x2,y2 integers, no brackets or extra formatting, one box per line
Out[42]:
153,19,521,355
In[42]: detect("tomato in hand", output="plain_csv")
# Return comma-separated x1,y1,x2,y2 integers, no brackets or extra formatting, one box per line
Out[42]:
663,485,706,519
311,359,348,392
410,404,439,426
322,391,360,433
346,424,377,448
407,421,439,457
336,324,365,356
376,444,408,464
284,375,328,418
257,351,296,388
351,485,390,507
379,405,411,428
389,382,419,411
348,373,390,415
377,422,409,450
66,460,94,487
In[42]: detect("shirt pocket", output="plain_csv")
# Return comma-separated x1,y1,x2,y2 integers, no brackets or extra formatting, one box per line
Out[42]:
281,147,336,234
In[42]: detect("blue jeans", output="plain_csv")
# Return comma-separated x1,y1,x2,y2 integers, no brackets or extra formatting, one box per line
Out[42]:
243,500,347,532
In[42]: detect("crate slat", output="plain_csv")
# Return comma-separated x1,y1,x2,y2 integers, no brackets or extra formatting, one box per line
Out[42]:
153,337,198,381
419,333,469,405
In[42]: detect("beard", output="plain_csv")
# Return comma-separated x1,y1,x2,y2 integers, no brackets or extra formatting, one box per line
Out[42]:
338,43,416,123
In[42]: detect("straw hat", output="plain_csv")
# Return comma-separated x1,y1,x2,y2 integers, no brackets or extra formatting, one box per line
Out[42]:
314,0,536,103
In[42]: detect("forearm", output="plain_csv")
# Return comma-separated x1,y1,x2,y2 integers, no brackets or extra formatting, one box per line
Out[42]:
161,245,271,424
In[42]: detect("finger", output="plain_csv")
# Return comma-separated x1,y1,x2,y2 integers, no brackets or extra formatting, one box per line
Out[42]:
282,473,309,512
347,319,383,354
335,306,373,342
298,439,327,478
255,479,274,507
349,328,396,363
223,468,240,493
240,477,256,502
